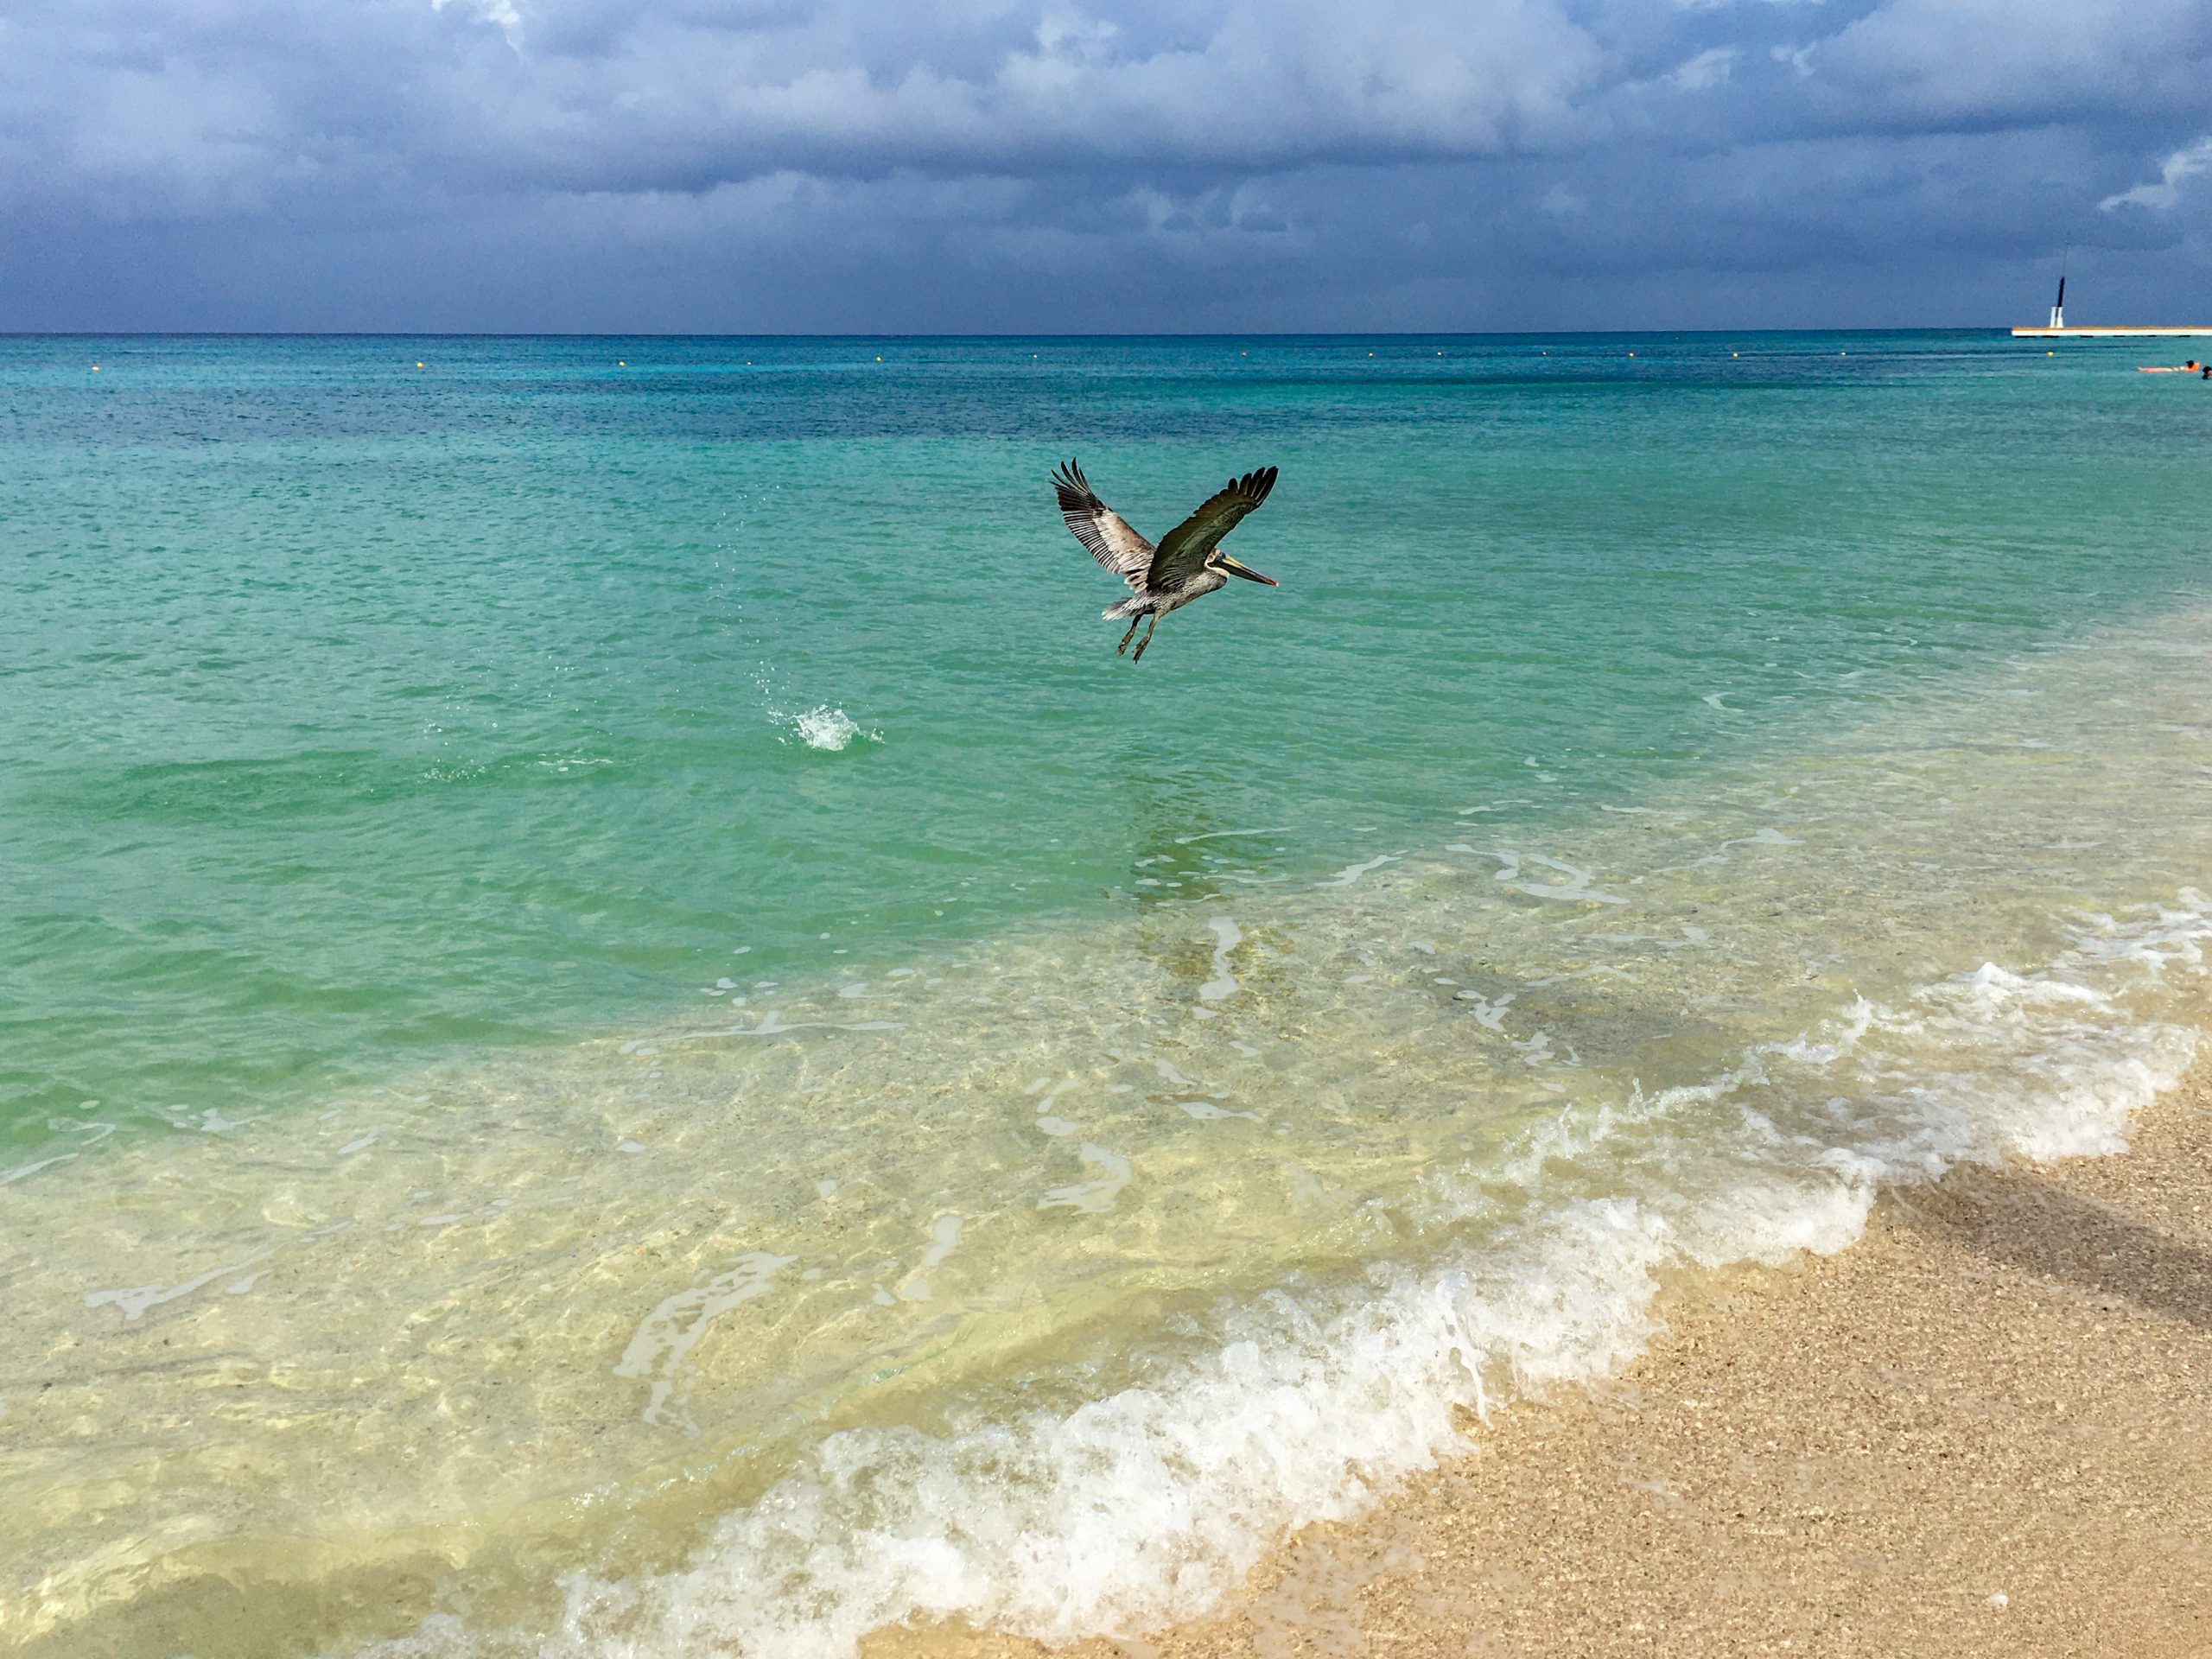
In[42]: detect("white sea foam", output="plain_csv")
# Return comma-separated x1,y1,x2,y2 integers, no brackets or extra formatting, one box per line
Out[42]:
86,1246,279,1324
1035,1143,1132,1216
613,1252,800,1433
1198,918,1243,1002
1319,853,1401,887
363,895,2210,1659
1484,849,1628,906
896,1214,964,1303
1176,1099,1260,1122
0,1153,77,1185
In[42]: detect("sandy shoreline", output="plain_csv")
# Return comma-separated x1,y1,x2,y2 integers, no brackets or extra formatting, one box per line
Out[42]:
879,1058,2212,1659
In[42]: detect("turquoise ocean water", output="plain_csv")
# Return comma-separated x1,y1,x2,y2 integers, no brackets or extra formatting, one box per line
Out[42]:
3,334,2209,1656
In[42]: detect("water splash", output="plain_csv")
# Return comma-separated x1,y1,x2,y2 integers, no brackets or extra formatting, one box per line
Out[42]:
779,706,880,752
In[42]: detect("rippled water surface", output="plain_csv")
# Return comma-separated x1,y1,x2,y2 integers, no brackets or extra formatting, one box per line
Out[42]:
3,333,2209,1657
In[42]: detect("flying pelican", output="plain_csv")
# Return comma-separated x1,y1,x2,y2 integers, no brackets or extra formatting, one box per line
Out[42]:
1051,459,1280,661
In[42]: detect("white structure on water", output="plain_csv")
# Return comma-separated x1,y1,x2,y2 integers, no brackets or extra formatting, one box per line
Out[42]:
2012,271,2212,337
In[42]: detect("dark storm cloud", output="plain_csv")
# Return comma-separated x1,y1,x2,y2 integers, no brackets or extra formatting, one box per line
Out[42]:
2,0,2209,328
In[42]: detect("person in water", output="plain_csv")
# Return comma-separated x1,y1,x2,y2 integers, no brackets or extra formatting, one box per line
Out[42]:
2136,359,2204,373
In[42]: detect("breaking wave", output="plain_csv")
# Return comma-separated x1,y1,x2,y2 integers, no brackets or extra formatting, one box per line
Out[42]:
365,894,2209,1659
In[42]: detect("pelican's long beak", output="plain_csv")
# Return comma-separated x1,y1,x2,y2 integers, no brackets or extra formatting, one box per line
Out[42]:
1217,555,1278,586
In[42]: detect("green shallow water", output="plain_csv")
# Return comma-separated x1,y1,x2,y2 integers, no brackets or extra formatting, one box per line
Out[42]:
4,331,2202,1138
3,333,2210,1657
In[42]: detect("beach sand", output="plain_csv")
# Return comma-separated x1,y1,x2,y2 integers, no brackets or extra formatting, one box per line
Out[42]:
880,1060,2212,1659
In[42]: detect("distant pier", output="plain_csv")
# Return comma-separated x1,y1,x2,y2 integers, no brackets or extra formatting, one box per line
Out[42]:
2012,325,2212,338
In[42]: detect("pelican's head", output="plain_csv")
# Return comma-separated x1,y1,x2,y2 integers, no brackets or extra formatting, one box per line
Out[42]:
1211,552,1278,587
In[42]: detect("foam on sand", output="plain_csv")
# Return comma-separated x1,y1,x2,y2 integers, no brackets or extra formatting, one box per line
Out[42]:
361,896,2208,1659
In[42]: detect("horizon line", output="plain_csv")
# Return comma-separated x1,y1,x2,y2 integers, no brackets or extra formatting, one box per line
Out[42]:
0,326,2051,341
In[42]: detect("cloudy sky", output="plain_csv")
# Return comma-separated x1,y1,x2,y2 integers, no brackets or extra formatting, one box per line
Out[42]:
3,0,2209,331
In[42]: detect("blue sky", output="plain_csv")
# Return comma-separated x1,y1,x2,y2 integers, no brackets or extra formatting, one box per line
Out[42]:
3,0,2209,331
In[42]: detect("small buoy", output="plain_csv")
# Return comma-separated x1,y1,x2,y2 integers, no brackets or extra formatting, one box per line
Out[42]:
1840,351,1847,356
619,359,626,366
416,361,423,368
2048,351,2055,356
1732,352,1739,358
91,365,99,372
876,356,882,362
1628,352,1635,358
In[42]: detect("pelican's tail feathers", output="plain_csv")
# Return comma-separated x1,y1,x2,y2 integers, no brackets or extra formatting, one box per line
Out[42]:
1103,596,1147,620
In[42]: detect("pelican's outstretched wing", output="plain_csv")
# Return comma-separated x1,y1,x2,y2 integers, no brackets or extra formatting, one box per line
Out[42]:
1147,467,1278,592
1052,460,1154,591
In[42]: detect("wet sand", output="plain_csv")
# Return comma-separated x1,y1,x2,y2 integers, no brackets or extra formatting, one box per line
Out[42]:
882,1059,2212,1659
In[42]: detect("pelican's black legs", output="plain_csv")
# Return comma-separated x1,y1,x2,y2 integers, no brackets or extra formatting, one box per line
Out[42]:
1116,615,1143,655
1132,614,1160,661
